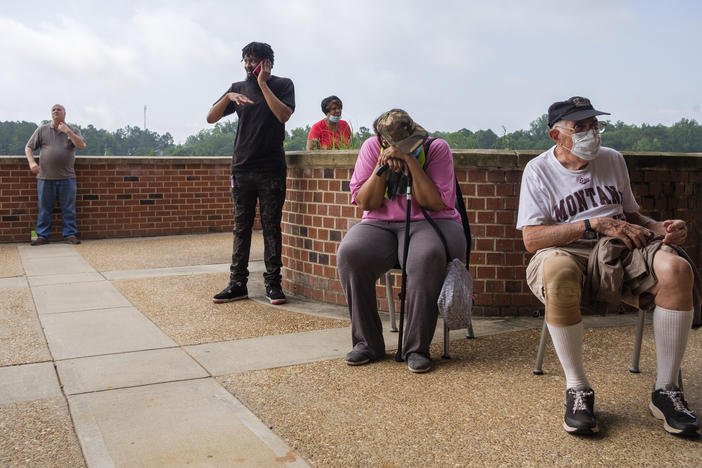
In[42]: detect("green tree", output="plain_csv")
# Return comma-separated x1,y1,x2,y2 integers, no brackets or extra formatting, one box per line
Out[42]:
4,115,702,156
284,125,310,151
172,120,238,156
352,126,373,148
667,118,702,152
0,121,38,154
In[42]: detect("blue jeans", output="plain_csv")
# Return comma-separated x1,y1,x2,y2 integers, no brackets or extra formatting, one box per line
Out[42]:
36,178,78,239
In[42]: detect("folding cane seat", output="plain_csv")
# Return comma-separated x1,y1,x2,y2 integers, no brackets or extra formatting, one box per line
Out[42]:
384,268,474,359
383,176,475,359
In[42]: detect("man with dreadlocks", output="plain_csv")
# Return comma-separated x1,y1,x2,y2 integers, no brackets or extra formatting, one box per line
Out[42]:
207,41,295,305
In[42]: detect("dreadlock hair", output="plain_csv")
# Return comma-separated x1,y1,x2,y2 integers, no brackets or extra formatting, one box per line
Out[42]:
241,42,275,65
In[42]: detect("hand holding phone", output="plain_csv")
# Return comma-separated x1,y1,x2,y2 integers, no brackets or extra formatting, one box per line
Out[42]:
252,61,263,78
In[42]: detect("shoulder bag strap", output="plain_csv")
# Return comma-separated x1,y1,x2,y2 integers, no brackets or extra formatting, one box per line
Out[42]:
419,137,450,262
420,206,451,263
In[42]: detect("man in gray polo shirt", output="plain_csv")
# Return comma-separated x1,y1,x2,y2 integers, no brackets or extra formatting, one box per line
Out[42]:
25,104,86,245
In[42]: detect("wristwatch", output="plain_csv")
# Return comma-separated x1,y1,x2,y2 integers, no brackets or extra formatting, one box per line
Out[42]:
583,219,595,237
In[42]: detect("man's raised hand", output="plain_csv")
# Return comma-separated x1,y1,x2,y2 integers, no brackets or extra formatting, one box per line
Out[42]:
227,92,254,106
256,59,272,86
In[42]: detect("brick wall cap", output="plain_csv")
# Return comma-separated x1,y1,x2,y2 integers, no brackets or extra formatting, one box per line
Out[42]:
3,151,701,170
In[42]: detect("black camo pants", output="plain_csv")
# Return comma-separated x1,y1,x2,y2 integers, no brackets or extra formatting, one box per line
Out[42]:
229,170,286,287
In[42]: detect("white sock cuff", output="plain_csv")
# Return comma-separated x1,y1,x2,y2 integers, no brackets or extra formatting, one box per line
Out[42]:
546,321,583,332
653,305,694,315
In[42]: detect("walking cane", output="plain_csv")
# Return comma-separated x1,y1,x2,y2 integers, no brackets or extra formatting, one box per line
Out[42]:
394,174,413,362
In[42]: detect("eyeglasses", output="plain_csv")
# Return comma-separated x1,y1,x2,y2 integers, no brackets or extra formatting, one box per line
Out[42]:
556,120,607,134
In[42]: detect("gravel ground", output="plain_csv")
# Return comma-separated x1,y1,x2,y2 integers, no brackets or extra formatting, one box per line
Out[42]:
0,289,50,366
220,326,701,467
0,245,23,278
113,273,350,345
0,398,85,468
75,232,253,271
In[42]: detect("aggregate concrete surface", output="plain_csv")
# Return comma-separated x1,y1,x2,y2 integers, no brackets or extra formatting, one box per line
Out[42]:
113,273,350,346
1,232,700,467
0,288,50,366
74,232,242,270
221,326,701,467
0,244,23,277
0,398,85,468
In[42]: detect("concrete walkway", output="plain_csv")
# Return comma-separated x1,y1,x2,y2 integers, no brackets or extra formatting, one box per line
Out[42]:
1,235,666,467
2,242,313,467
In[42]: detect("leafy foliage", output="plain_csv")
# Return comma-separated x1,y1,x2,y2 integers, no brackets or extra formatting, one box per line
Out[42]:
0,121,39,154
283,125,311,151
164,120,238,156
4,115,701,156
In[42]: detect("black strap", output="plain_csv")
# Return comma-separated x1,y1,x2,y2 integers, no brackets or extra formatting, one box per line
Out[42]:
420,206,451,262
454,178,472,268
419,138,472,269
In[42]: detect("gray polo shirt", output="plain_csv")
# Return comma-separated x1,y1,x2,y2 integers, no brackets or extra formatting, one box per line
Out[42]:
26,123,82,179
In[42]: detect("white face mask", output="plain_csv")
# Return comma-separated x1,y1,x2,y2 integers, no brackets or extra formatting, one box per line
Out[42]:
568,129,601,160
328,114,340,123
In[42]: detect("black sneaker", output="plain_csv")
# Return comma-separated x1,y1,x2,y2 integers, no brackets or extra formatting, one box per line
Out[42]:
213,282,248,303
265,284,287,305
564,388,598,434
650,386,700,436
407,352,432,373
345,350,372,366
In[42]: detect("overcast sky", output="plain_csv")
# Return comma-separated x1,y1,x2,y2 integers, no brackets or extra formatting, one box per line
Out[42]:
2,0,701,144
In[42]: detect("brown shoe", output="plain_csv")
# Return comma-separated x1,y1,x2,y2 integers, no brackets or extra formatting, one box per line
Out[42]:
65,236,81,245
31,237,49,246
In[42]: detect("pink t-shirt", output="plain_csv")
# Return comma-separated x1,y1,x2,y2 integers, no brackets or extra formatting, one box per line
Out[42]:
349,137,461,223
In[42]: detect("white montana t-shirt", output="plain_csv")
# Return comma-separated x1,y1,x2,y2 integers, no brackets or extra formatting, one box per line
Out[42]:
516,146,640,229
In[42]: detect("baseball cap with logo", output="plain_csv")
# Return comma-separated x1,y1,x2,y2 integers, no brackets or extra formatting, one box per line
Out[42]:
375,109,428,154
547,96,610,128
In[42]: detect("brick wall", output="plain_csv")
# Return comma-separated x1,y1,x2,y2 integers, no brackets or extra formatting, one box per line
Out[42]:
281,150,702,317
282,165,360,307
2,150,701,317
0,156,244,240
280,151,546,316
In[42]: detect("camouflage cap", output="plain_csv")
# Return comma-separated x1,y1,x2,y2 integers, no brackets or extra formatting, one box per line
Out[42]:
375,109,428,154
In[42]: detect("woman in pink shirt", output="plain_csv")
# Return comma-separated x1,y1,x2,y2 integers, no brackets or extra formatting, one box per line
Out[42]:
337,109,465,373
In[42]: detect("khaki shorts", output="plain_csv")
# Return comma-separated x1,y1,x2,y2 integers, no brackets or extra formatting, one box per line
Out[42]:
526,241,594,304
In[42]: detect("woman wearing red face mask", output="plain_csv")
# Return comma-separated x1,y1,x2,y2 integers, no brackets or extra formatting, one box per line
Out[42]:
307,95,352,150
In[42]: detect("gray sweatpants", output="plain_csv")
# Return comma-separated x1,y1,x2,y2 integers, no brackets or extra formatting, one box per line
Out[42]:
336,219,466,360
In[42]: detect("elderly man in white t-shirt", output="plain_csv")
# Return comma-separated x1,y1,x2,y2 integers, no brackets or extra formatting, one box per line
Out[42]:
517,96,699,436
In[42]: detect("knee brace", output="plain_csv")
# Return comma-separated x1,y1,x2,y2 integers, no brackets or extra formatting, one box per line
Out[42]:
543,254,583,326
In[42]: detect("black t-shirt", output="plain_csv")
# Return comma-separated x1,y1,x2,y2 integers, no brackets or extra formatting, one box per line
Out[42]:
217,75,295,173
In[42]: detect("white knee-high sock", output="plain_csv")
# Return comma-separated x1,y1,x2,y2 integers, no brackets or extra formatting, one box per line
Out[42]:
547,321,590,390
654,305,693,390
